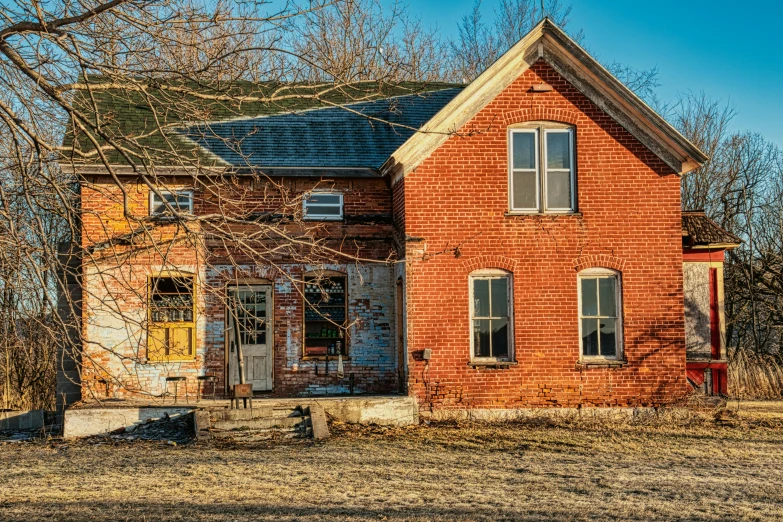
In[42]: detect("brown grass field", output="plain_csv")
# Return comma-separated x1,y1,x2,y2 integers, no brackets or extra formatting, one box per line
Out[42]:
2,401,783,522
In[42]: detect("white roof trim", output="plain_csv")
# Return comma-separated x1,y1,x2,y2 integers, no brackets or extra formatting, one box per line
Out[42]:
381,18,707,184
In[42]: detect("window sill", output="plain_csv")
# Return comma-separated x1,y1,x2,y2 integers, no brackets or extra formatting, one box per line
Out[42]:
301,355,350,361
140,357,197,365
468,360,518,369
576,358,627,369
505,211,581,218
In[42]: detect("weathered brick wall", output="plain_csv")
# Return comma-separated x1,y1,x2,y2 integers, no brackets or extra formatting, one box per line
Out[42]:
79,175,398,400
400,60,687,411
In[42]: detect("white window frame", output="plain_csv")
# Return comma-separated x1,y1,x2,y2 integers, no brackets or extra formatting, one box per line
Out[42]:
149,189,194,216
303,192,344,221
508,124,576,213
469,269,514,361
577,268,623,361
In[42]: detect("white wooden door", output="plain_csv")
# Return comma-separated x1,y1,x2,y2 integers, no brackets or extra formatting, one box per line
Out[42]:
228,286,273,391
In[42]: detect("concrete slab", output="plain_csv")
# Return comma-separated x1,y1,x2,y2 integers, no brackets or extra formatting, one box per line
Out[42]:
312,396,418,426
0,410,46,431
63,407,193,438
64,395,419,438
308,403,330,439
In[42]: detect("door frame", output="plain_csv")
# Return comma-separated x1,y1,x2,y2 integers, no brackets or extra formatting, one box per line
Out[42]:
225,280,274,394
396,277,406,393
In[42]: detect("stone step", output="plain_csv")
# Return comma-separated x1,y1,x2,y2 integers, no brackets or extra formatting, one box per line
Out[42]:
212,415,305,431
211,407,304,422
210,427,302,440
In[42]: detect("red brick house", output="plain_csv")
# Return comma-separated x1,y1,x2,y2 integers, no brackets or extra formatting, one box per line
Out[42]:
59,19,730,414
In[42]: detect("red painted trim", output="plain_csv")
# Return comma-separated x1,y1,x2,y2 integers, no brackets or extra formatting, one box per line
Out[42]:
682,249,725,262
686,362,728,370
686,362,729,395
709,267,720,360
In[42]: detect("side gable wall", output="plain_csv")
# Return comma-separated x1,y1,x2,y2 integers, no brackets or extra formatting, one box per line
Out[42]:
401,60,687,410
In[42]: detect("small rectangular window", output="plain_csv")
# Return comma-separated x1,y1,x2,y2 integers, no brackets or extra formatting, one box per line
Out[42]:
470,274,512,360
150,190,193,215
303,193,343,221
579,272,621,359
509,127,575,213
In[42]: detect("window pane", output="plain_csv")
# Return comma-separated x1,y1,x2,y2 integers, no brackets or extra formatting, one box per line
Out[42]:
491,318,509,358
546,170,572,210
307,194,341,205
304,205,341,217
512,132,535,169
473,279,489,317
512,171,537,210
490,278,508,318
546,132,571,169
582,318,599,356
599,318,616,357
175,193,192,209
581,278,598,316
599,277,617,317
474,319,490,357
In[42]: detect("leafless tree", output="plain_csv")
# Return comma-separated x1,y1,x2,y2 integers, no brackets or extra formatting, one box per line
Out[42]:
673,91,783,396
0,0,455,407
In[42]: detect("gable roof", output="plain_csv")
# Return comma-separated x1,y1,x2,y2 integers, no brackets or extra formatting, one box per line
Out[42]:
382,18,708,182
61,82,462,174
178,89,462,173
682,211,742,249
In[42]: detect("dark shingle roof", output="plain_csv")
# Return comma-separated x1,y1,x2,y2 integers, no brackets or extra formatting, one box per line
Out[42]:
62,82,464,172
682,211,742,248
177,89,462,170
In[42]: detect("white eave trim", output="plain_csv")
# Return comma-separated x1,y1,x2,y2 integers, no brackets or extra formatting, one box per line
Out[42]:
381,18,707,185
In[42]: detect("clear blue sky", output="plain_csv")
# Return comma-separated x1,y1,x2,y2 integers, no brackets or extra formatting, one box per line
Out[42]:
410,0,783,148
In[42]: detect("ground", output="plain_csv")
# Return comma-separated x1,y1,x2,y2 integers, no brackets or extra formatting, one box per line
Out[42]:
2,401,783,522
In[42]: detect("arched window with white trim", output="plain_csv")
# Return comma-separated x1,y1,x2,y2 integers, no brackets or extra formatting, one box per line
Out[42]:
469,269,513,361
578,268,622,359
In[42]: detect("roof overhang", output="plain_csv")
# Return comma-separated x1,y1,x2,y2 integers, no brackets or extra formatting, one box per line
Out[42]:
686,243,742,251
60,164,382,178
381,18,708,184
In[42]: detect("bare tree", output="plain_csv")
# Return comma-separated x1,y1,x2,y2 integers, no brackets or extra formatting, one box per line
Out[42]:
0,0,455,407
673,91,783,396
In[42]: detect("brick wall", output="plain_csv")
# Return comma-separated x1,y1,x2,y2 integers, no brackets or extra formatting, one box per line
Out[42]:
79,175,399,400
400,60,688,411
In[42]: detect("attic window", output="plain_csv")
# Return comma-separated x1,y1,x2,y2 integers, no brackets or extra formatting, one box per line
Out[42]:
303,193,343,221
150,190,193,216
509,126,575,213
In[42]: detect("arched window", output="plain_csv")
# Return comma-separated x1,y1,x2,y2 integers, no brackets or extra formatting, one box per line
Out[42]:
508,122,576,213
469,269,513,361
578,268,622,359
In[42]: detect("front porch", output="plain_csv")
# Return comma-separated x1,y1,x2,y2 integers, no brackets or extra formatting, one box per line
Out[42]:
62,394,418,438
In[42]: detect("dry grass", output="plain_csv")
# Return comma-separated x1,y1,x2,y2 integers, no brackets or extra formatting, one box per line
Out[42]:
2,403,783,522
729,349,783,399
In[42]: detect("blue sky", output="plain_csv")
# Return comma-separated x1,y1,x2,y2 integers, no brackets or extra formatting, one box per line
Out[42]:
410,0,783,147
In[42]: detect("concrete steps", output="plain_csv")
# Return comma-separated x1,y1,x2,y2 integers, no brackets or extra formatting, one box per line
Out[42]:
198,403,327,441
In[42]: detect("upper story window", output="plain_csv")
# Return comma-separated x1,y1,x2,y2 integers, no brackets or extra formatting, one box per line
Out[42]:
509,125,575,213
303,192,343,221
150,189,193,216
578,268,622,360
470,270,513,361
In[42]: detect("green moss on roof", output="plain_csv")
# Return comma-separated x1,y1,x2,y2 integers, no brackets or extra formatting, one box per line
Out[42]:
61,80,465,168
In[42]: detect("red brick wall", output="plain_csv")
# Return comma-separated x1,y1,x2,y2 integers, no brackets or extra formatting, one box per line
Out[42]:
79,175,399,400
401,60,687,410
